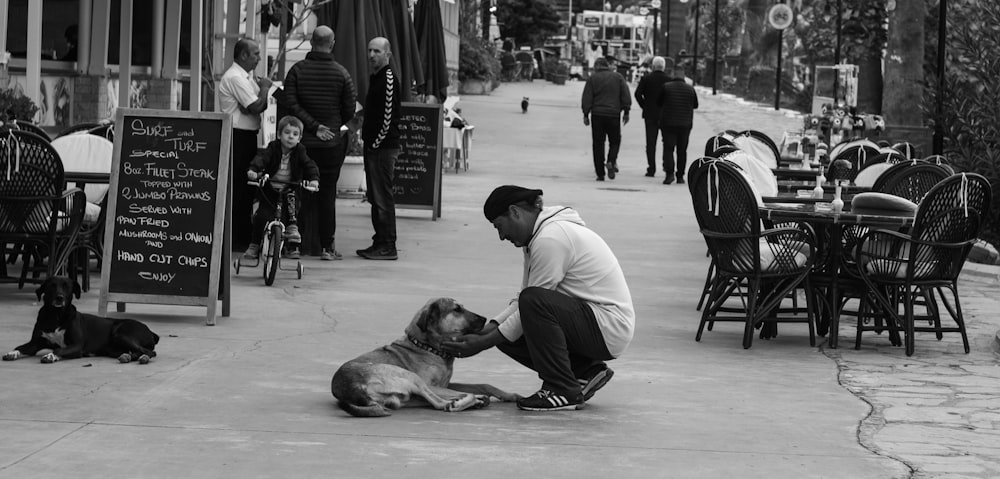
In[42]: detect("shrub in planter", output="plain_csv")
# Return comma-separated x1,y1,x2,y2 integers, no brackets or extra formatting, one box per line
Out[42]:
543,58,569,84
0,88,40,123
459,37,501,83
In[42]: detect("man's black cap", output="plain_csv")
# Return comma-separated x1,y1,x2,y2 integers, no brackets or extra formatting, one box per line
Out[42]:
483,185,543,222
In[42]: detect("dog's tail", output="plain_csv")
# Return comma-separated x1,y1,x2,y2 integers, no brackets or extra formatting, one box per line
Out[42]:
337,400,391,418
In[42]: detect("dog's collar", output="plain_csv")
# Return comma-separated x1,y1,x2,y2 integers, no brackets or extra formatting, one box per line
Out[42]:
407,335,453,360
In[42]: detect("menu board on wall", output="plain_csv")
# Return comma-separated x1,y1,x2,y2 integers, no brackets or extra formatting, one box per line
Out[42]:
99,109,231,324
394,102,443,219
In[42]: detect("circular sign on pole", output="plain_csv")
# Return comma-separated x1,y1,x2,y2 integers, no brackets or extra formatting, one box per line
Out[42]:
767,4,794,30
650,0,661,8
639,6,649,15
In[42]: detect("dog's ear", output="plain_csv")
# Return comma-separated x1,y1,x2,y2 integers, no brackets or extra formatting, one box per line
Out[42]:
72,279,81,299
36,278,50,301
414,300,442,332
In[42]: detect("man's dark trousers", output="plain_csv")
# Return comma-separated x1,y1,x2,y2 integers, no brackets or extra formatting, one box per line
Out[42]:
231,128,258,249
591,115,621,178
643,116,661,175
301,143,346,253
660,125,692,180
496,287,613,396
363,147,399,247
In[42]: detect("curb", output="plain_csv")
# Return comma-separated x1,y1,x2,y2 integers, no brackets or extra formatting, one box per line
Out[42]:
960,261,1000,284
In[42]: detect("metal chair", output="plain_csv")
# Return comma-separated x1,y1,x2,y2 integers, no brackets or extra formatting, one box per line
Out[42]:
689,159,816,348
855,173,992,355
0,130,86,288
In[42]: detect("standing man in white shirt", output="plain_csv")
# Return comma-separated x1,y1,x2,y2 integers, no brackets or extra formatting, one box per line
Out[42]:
442,185,635,411
218,38,272,250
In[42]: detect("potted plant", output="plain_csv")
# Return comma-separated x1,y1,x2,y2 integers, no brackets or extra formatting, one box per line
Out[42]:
336,112,366,198
544,58,569,85
458,37,501,95
0,87,40,127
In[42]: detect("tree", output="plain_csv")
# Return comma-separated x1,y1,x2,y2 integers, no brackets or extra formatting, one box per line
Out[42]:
496,0,563,47
882,0,924,126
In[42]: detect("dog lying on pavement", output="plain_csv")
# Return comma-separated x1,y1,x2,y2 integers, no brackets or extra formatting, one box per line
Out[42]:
3,276,159,364
331,298,520,417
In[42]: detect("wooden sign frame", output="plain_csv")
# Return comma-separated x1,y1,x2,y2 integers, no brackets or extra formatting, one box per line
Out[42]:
98,108,232,325
394,102,444,220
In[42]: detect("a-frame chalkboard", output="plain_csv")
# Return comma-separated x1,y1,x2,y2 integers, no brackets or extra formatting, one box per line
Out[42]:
394,102,443,219
99,109,231,325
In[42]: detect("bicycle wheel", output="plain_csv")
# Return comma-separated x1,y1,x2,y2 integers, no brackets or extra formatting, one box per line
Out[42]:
263,224,281,286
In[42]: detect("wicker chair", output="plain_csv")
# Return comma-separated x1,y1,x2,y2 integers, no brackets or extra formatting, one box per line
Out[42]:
0,130,86,288
832,144,881,173
689,159,816,348
855,173,992,355
55,122,101,139
9,120,52,142
704,134,735,157
870,162,951,203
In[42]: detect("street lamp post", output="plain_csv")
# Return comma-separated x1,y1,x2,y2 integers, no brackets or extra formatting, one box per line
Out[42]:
712,0,719,95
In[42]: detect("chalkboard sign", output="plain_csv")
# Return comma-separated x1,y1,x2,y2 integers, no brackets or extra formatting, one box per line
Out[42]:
394,102,443,219
99,109,231,324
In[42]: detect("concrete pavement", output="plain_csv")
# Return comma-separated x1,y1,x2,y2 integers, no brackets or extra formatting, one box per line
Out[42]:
1,78,998,478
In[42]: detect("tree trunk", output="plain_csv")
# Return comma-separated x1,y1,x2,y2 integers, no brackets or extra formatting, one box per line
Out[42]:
881,0,924,125
737,0,769,92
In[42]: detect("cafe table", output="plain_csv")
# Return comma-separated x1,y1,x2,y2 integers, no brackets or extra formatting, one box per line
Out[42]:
759,202,916,348
772,166,825,181
776,180,870,195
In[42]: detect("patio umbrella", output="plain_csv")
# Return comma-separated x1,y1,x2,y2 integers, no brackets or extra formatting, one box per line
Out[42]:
373,0,424,102
319,0,381,102
413,0,449,101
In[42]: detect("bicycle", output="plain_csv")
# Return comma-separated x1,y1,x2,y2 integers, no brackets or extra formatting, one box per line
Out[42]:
233,175,318,286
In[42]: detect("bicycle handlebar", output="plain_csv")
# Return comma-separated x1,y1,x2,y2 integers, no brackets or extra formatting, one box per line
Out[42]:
247,174,319,192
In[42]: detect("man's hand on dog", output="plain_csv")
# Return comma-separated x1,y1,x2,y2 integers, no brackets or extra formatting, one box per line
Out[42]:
441,322,505,358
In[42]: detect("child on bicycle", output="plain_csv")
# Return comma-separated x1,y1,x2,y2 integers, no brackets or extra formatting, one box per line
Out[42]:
243,115,320,260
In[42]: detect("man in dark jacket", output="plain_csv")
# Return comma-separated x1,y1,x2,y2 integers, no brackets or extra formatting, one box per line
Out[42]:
633,56,671,177
356,37,401,260
283,25,357,260
581,57,631,181
656,67,699,184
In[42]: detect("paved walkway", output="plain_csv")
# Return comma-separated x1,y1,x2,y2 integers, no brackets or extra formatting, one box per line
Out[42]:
0,79,998,478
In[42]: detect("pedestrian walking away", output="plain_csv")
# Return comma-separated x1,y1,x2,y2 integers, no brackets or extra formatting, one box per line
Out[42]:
282,25,357,260
633,56,671,178
581,57,631,182
218,37,272,250
656,66,699,185
357,37,402,261
441,186,636,411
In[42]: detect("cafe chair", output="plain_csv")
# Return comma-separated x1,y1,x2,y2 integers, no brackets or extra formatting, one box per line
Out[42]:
854,162,894,188
88,122,115,142
51,134,114,291
704,134,735,157
854,173,992,355
832,145,880,174
870,162,951,203
0,130,86,288
55,122,101,139
891,141,920,159
829,138,879,162
689,159,817,349
8,120,52,142
733,130,780,169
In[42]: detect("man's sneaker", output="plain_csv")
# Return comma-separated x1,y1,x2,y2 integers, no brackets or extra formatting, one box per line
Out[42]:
320,248,342,261
605,161,616,179
663,173,676,185
645,171,655,177
360,245,398,260
283,224,301,243
242,243,260,260
578,364,614,402
516,389,584,411
356,244,377,257
676,176,685,184
284,247,301,259
596,176,605,182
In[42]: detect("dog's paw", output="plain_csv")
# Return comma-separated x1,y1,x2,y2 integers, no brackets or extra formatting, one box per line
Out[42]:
138,354,151,365
2,351,22,361
118,353,132,363
445,394,479,412
492,393,521,403
473,394,491,409
40,352,61,363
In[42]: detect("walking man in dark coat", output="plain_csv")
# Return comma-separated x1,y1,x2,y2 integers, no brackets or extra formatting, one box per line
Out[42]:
656,67,699,185
581,57,631,181
633,56,671,178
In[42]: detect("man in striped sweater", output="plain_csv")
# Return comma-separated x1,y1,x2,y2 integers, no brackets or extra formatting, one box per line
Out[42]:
357,37,402,260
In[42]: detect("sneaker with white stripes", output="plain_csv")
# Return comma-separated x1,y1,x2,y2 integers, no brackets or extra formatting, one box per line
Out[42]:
516,389,584,411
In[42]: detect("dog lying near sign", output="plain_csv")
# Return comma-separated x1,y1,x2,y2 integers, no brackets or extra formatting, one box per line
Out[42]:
331,298,520,417
2,277,159,364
